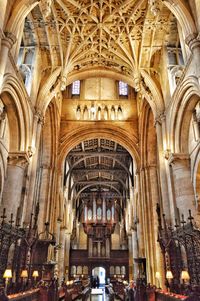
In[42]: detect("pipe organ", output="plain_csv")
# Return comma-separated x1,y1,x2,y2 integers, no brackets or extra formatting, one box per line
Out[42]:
82,197,117,258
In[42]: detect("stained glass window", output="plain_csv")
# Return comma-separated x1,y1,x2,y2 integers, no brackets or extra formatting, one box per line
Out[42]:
72,80,80,95
119,81,128,96
97,207,102,220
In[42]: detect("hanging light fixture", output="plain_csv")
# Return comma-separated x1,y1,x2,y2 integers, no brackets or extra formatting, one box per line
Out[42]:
76,105,81,120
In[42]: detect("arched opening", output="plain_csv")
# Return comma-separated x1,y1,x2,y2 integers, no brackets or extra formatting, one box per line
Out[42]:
92,267,106,287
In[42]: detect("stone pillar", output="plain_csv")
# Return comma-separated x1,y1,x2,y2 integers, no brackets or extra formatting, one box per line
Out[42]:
155,116,171,221
54,220,61,279
168,153,197,219
0,32,16,90
148,165,165,288
131,229,139,280
64,233,71,280
58,227,66,282
185,33,200,76
24,111,44,224
2,152,29,222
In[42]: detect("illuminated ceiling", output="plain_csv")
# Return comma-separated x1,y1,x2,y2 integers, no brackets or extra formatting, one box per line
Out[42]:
23,0,178,79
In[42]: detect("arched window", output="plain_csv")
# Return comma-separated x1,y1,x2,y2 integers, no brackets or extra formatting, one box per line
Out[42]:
119,81,128,96
88,209,92,220
107,209,111,221
72,80,80,95
97,207,102,220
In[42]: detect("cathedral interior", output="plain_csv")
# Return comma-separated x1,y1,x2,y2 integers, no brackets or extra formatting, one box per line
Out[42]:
0,0,200,300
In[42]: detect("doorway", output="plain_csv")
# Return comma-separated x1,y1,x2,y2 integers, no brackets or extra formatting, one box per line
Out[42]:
92,267,106,286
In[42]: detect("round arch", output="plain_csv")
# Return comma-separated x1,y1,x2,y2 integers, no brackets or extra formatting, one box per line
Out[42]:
58,125,140,172
1,74,32,151
168,76,200,153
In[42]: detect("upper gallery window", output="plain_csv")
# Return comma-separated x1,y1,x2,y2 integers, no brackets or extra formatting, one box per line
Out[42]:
119,81,128,96
72,80,80,95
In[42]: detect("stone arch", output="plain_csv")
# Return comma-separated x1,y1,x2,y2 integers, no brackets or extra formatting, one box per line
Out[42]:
163,0,197,38
65,67,164,118
58,125,140,172
169,76,200,153
1,74,31,151
5,0,39,35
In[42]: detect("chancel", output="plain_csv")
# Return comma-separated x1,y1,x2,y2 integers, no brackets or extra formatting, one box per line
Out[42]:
0,1,200,301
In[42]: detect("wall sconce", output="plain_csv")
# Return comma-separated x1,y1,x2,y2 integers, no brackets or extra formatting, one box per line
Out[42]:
166,270,173,280
3,269,12,294
181,270,190,283
32,270,39,283
166,270,173,292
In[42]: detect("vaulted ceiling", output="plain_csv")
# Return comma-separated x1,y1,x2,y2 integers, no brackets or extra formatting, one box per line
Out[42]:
23,0,179,77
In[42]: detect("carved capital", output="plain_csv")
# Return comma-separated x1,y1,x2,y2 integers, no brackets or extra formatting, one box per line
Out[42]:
34,109,45,125
168,153,190,165
7,152,30,168
40,0,52,18
185,32,200,51
2,32,17,48
148,0,161,16
60,76,67,91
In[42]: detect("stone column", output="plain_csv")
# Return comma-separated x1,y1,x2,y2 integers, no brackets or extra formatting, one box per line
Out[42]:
0,32,16,90
147,165,165,288
155,116,171,221
64,232,71,280
168,153,197,219
185,33,200,76
2,152,29,222
54,219,61,279
131,229,139,280
58,227,66,282
24,111,44,224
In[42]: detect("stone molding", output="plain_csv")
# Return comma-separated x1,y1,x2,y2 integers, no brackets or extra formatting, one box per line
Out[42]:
2,32,17,48
185,32,200,51
7,151,30,168
168,152,190,165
